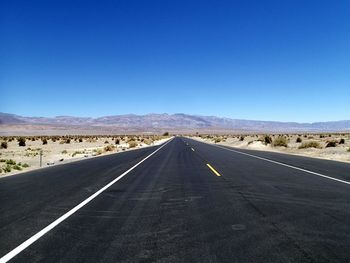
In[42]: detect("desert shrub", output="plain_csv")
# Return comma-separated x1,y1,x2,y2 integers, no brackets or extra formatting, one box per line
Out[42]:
79,138,83,143
22,163,29,168
296,137,302,143
18,137,26,147
143,138,153,145
239,136,245,141
162,132,169,136
6,159,16,165
299,141,321,149
263,135,272,145
3,165,11,173
0,159,6,162
72,151,82,157
94,149,103,155
320,134,325,138
104,140,109,144
65,138,71,144
347,148,350,152
128,140,138,148
339,138,345,144
104,145,114,151
13,165,22,171
326,141,337,148
1,141,8,149
61,150,68,154
127,136,136,142
214,137,221,143
42,138,48,145
115,139,120,145
273,136,288,147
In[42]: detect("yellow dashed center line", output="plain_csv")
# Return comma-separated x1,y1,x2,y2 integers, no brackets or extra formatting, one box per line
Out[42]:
206,163,221,177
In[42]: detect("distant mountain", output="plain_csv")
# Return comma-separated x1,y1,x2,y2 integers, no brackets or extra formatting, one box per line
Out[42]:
0,112,349,134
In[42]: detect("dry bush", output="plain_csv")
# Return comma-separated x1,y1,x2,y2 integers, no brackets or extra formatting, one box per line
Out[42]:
299,141,322,149
273,136,288,147
339,138,345,144
18,137,26,147
3,165,11,173
296,137,302,143
1,141,8,149
326,141,337,148
94,149,103,155
214,137,221,143
263,135,272,144
104,145,114,152
72,151,83,157
128,141,138,148
143,138,153,145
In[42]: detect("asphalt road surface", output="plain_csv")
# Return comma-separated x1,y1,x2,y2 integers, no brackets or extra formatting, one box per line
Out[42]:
1,137,350,263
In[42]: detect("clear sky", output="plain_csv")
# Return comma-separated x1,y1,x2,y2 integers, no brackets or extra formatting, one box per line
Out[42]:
1,0,349,122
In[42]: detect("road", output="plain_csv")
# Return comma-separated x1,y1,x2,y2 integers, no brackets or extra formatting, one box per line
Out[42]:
1,137,350,263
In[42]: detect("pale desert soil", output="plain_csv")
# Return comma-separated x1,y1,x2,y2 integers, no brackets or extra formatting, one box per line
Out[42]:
190,134,350,163
0,136,171,177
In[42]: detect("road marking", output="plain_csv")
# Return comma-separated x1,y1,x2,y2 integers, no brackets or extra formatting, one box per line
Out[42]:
211,144,350,186
191,148,195,151
0,138,174,263
206,163,221,177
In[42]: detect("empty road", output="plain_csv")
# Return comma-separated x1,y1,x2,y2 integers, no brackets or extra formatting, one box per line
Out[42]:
1,137,350,263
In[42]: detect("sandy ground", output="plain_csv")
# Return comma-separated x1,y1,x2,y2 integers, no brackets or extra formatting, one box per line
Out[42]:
190,134,350,163
0,136,171,177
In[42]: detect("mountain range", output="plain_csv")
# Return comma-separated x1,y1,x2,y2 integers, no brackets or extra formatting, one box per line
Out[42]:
0,112,349,135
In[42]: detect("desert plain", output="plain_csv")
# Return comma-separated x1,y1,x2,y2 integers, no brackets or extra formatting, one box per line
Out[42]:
190,133,350,163
0,134,170,176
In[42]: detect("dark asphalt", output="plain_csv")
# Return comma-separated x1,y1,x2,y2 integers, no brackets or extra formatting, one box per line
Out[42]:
1,137,350,262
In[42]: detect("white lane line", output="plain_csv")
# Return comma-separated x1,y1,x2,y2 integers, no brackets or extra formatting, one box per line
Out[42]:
207,142,350,186
0,137,174,263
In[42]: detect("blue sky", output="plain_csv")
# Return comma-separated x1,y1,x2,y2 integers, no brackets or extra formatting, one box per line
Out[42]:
1,0,349,122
